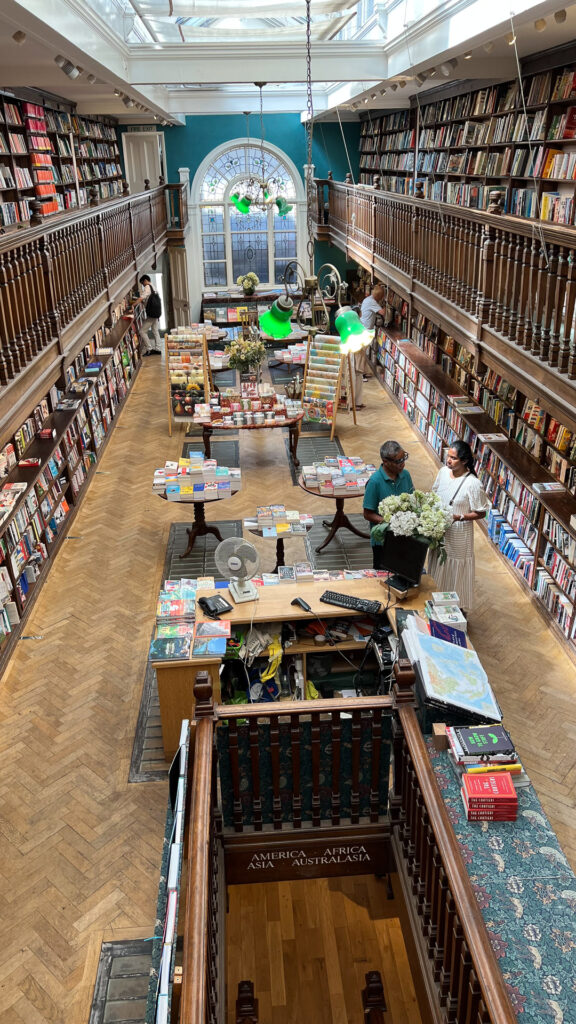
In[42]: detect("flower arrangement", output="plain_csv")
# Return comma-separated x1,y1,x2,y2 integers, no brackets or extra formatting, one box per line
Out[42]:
225,331,266,374
237,272,260,294
371,490,453,562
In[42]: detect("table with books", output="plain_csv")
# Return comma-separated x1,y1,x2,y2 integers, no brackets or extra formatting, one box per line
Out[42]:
297,456,376,553
192,387,304,465
153,455,241,558
243,505,314,572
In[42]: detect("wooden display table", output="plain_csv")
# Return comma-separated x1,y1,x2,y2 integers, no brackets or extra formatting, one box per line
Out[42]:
158,488,239,558
244,521,313,572
200,412,304,466
152,574,435,758
298,475,370,552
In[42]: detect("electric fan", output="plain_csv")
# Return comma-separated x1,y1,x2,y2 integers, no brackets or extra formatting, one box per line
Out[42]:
214,538,260,603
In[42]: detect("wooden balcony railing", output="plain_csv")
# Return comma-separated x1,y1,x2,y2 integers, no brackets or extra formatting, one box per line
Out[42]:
392,706,517,1024
179,676,518,1024
0,185,169,439
314,178,576,395
166,182,189,233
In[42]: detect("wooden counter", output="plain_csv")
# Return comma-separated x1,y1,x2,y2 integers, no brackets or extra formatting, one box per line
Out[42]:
153,574,435,758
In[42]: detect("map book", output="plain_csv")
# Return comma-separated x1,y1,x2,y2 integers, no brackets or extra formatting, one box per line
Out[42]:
402,627,501,722
192,635,227,657
194,620,231,638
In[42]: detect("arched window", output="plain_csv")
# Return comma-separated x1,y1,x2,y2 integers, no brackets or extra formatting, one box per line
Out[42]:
192,140,305,289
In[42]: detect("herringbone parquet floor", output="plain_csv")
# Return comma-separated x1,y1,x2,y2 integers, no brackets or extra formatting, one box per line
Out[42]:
1,356,575,1022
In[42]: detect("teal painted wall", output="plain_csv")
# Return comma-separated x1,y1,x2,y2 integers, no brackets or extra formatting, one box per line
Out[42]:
144,114,360,185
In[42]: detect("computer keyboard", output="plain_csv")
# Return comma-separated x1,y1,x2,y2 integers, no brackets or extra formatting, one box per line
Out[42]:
319,590,382,615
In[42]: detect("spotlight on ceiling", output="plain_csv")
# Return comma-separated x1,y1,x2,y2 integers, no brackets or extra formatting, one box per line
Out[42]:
398,79,406,89
370,92,377,100
554,9,567,23
122,96,135,107
54,56,81,79
86,73,97,85
114,88,122,97
12,30,26,44
379,88,387,96
352,101,360,109
389,82,398,91
428,66,437,77
505,31,516,45
363,96,369,104
534,18,546,30
483,40,495,52
464,51,472,59
415,72,427,85
439,59,458,77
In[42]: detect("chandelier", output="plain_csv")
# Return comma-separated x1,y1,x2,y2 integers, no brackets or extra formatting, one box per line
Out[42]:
230,83,293,217
258,1,372,355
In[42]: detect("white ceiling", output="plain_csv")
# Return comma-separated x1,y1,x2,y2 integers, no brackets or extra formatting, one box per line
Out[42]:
0,0,575,124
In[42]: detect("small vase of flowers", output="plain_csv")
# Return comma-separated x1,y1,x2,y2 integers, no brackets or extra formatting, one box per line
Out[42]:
237,272,259,296
225,331,266,375
371,490,453,563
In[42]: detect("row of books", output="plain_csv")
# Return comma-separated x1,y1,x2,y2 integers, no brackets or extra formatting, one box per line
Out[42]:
244,507,314,537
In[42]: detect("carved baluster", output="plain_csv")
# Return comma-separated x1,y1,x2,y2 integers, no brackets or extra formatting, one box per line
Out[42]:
362,970,387,1015
331,710,341,826
236,980,258,1024
530,242,548,358
467,221,482,312
411,200,421,282
421,819,435,937
269,715,281,830
10,245,34,363
0,251,24,372
522,236,540,352
369,707,383,823
487,228,502,330
506,234,524,343
40,238,61,345
290,713,302,828
248,718,262,831
551,246,567,370
439,889,456,1004
491,228,506,332
476,222,495,331
350,708,362,824
227,719,244,833
562,251,576,376
456,942,474,1024
28,240,49,351
540,244,558,364
515,235,533,348
446,919,464,1022
0,253,16,382
19,244,40,359
310,711,321,827
428,852,444,969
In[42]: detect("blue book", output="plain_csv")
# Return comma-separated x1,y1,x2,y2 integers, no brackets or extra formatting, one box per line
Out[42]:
193,483,205,496
192,635,227,657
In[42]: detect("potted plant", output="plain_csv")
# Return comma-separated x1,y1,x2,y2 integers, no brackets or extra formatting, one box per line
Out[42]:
237,272,260,296
225,331,266,376
371,490,453,563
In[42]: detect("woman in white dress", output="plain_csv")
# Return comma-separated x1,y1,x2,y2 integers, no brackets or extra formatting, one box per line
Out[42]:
427,441,491,612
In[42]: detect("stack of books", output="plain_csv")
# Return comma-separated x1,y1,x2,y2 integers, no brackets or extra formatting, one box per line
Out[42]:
152,456,241,501
424,591,467,645
446,723,528,792
302,456,377,496
244,506,314,536
461,771,518,821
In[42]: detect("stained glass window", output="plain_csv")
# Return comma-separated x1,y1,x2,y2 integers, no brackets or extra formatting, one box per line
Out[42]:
198,143,300,288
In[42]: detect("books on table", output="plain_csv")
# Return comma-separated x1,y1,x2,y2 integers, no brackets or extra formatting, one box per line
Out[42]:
461,771,518,820
149,635,192,661
448,723,516,760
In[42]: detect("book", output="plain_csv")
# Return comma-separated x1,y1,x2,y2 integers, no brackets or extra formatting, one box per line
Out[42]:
431,591,460,607
192,635,227,657
454,724,515,759
402,628,501,722
149,635,192,661
194,620,231,638
532,481,565,493
156,623,195,639
462,770,517,804
277,565,296,583
428,619,467,647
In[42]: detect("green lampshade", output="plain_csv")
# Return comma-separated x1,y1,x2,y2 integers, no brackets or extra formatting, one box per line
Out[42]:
230,192,252,214
259,296,294,339
275,197,294,217
335,306,374,354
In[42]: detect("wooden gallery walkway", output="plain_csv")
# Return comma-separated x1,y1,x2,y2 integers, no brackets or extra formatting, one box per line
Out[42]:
0,358,574,1022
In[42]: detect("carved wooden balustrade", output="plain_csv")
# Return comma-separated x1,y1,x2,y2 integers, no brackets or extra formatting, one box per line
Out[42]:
315,178,576,388
391,706,517,1024
166,182,189,234
0,186,168,437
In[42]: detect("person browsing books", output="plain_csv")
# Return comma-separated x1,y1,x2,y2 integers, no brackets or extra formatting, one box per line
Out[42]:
427,440,490,613
356,283,386,384
363,440,414,569
137,274,162,356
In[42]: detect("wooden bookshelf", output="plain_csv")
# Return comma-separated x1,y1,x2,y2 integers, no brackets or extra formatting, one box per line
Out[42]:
0,295,142,670
370,316,576,654
358,46,576,225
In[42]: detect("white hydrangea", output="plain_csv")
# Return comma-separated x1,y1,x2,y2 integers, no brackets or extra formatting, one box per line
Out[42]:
374,487,454,562
389,510,419,536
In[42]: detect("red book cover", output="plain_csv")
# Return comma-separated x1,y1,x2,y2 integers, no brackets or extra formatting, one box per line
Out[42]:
562,106,576,140
461,793,517,820
462,772,517,802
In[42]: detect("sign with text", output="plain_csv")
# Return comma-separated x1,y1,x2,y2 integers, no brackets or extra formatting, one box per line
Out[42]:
225,833,390,884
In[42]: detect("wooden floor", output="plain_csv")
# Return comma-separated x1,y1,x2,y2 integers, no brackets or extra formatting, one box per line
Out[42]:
1,355,575,1022
226,875,422,1024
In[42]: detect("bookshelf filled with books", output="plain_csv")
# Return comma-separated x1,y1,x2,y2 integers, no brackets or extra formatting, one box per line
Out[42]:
370,321,576,652
358,50,576,225
0,95,32,228
71,114,122,203
0,296,142,668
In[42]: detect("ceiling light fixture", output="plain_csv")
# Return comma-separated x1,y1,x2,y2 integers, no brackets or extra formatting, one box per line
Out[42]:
398,80,406,88
114,88,122,97
229,83,292,216
389,82,398,91
483,40,495,52
54,56,81,79
122,96,135,107
506,31,516,45
86,73,97,85
464,51,472,59
554,9,567,23
12,30,26,44
415,72,427,85
534,18,546,30
370,92,377,100
439,58,458,77
379,88,387,96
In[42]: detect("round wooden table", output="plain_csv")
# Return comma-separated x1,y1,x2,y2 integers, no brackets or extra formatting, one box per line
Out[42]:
297,475,370,553
245,521,313,572
158,488,238,558
199,412,304,466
